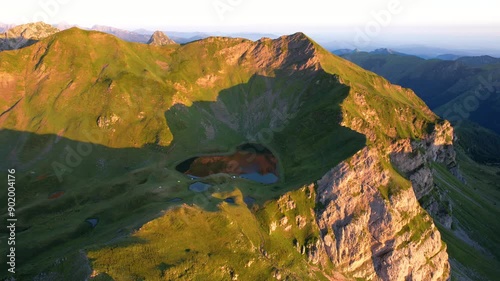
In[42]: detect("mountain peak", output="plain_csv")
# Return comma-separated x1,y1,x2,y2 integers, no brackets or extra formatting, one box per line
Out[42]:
247,32,321,72
147,30,176,46
4,22,59,38
278,32,311,42
370,48,410,56
371,48,396,55
0,22,59,51
456,55,500,67
289,31,308,39
271,32,317,52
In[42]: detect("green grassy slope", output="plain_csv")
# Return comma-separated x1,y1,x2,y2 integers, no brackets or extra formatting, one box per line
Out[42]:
0,29,448,279
340,52,500,136
340,52,478,109
86,187,334,281
430,149,500,281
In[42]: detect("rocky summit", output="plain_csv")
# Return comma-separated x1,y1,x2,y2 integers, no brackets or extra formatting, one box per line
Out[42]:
147,30,176,46
0,21,59,51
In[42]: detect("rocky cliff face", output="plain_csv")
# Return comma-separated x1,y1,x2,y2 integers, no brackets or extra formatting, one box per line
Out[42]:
389,121,458,228
0,22,59,51
316,48,458,279
265,121,455,280
147,30,176,46
315,145,450,280
308,81,456,279
265,125,455,280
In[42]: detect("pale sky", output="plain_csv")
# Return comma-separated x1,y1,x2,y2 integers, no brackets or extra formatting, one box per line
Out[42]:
2,0,499,53
2,0,499,30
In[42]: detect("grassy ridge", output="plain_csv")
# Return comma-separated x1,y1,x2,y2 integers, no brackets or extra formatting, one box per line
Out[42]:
0,29,450,279
340,51,500,136
86,187,333,281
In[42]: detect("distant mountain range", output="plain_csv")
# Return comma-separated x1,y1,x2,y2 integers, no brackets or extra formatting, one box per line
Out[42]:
456,55,500,67
69,24,277,44
1,22,279,48
435,54,462,61
333,47,500,61
333,48,411,57
91,24,151,43
4,22,498,57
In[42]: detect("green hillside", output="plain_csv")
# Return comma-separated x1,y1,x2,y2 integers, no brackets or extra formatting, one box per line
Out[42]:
0,28,472,280
431,148,500,280
341,51,500,164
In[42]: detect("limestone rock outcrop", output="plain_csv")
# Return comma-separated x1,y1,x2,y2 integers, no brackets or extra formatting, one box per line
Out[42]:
0,22,59,51
389,121,457,228
147,31,176,46
315,146,450,280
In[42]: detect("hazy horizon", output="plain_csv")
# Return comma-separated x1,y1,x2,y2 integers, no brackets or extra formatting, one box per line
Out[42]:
2,0,499,56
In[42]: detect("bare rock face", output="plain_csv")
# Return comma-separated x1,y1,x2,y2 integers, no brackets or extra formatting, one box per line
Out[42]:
0,22,59,51
311,100,455,280
315,147,450,280
147,31,176,46
305,119,460,280
243,32,320,72
390,121,457,228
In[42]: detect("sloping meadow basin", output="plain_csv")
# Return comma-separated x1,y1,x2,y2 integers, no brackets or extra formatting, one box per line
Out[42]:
176,144,279,184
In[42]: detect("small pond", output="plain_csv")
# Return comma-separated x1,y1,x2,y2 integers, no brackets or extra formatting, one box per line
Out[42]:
85,218,99,228
176,143,279,184
188,182,212,192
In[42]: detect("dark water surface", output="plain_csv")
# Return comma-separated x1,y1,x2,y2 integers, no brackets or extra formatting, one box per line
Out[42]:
176,144,279,184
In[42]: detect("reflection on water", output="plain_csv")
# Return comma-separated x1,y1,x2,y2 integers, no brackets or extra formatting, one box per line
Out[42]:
239,172,278,184
176,143,279,184
85,218,99,228
188,182,212,192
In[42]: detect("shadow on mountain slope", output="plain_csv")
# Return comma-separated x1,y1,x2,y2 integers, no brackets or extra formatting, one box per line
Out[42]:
0,36,40,51
165,72,366,187
0,71,365,279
